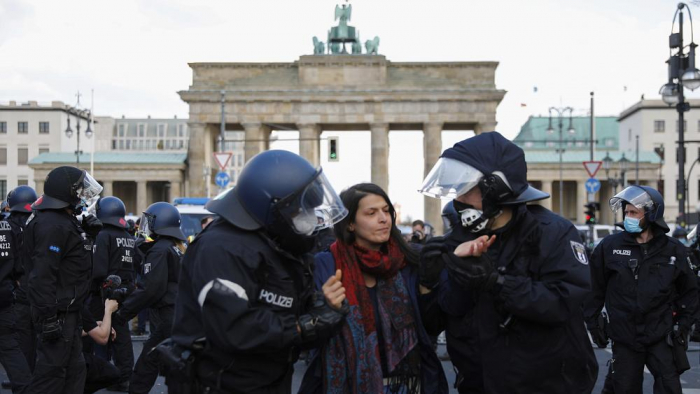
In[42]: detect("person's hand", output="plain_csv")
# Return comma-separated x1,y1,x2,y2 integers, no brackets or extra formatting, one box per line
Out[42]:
111,327,117,341
322,270,345,310
454,235,496,258
298,292,349,343
419,237,447,289
586,321,609,349
105,299,119,315
82,214,103,238
445,249,499,291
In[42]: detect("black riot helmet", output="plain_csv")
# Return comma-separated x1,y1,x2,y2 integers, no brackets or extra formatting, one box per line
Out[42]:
206,150,347,254
610,185,668,232
8,185,37,213
139,202,186,241
97,196,128,229
33,166,103,212
420,132,549,233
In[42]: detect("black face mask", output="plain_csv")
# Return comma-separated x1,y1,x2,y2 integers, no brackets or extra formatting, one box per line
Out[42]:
267,214,317,256
453,199,472,213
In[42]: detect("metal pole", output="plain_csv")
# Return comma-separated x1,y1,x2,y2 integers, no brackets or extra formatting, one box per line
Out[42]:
559,116,564,217
635,135,639,184
219,91,225,153
76,116,81,165
679,9,687,228
590,92,595,162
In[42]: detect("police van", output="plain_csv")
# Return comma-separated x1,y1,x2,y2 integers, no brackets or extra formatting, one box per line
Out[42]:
173,197,214,240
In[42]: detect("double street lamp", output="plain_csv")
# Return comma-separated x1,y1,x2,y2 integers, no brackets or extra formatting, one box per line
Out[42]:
603,152,630,223
64,92,93,164
659,2,700,228
547,107,575,217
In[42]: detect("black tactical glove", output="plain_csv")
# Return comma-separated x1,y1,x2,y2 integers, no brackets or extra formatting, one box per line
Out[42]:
586,321,608,349
82,214,103,238
444,251,499,291
419,237,447,289
298,292,349,343
40,315,64,343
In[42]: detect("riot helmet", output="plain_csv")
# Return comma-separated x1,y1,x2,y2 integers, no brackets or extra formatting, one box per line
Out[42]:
420,132,549,233
441,200,459,234
206,150,347,253
33,166,102,213
97,196,128,229
8,185,37,213
609,185,668,232
139,202,186,241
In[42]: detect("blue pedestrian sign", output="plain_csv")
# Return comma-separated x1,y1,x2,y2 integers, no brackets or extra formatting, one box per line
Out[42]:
585,178,601,194
215,171,230,188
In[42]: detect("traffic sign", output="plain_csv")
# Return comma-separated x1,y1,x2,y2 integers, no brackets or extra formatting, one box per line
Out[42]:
583,161,603,178
215,171,230,188
585,178,601,194
213,152,232,171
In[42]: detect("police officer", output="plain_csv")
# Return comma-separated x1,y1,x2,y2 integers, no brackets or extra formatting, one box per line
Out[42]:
5,185,38,371
584,185,698,393
91,196,136,390
170,150,349,393
114,201,185,394
24,166,103,394
0,207,32,393
418,132,597,393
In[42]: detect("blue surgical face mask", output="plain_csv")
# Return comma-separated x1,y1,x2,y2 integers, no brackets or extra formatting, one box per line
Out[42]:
624,217,643,233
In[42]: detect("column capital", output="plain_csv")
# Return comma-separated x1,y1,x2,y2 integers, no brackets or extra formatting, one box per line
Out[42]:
423,122,444,131
369,122,390,130
296,122,321,131
241,122,264,129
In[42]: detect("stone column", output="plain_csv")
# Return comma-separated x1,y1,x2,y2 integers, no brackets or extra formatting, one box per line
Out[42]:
298,123,321,167
243,122,270,163
539,181,553,211
370,123,390,192
170,181,181,202
136,180,148,216
576,180,587,224
423,122,443,228
102,180,113,197
187,123,209,197
474,121,498,135
35,180,44,196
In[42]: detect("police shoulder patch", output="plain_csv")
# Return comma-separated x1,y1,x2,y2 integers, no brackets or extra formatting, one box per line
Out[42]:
570,241,588,265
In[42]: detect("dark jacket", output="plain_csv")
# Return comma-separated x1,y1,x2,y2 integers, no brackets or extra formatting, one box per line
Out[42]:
435,204,597,394
119,236,182,320
92,224,136,289
23,209,93,319
171,218,313,393
0,218,16,308
7,212,31,305
584,227,698,350
299,251,449,394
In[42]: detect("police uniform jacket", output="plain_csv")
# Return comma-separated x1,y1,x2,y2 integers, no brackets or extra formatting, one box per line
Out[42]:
7,212,30,305
119,236,182,320
436,204,597,393
23,209,93,319
0,218,16,309
584,227,698,351
92,225,136,290
172,218,313,393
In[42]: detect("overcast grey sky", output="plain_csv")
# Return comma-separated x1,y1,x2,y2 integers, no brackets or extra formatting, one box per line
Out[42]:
1,0,697,222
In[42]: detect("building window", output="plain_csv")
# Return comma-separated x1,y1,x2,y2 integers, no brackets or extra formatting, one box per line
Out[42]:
39,122,50,134
18,122,28,134
18,148,28,165
138,125,145,137
0,148,6,165
17,179,28,186
0,180,6,198
178,124,185,137
658,179,665,201
654,120,665,133
0,122,6,134
677,120,688,133
39,147,49,155
118,140,124,150
118,124,125,137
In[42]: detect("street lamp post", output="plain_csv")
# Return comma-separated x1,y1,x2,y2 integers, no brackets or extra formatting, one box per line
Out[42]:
547,106,575,217
603,152,629,224
64,92,93,164
659,2,700,229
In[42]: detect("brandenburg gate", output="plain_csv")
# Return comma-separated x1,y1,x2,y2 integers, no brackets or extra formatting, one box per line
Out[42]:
179,4,504,227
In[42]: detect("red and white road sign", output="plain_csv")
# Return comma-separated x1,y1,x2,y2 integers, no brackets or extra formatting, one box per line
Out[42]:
583,161,602,178
213,152,232,171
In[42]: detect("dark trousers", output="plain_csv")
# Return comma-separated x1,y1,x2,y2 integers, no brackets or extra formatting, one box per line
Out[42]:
0,305,31,393
13,303,36,372
83,352,121,394
130,306,173,394
26,310,87,394
112,317,134,382
612,340,682,394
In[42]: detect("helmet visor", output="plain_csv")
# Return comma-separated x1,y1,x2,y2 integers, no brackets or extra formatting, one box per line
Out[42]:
419,158,484,199
76,172,103,208
275,169,348,236
139,212,155,239
609,186,654,213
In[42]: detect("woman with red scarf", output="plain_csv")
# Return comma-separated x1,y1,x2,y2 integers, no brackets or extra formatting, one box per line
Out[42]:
299,183,448,394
